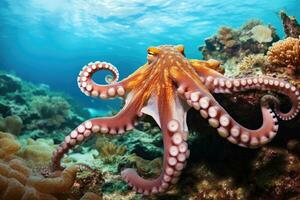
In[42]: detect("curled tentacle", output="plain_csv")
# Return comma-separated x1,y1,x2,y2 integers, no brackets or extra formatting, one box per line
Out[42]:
205,76,300,120
78,61,126,99
121,119,189,195
51,111,138,171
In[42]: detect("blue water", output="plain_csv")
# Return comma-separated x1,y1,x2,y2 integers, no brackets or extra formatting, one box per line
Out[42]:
0,0,299,111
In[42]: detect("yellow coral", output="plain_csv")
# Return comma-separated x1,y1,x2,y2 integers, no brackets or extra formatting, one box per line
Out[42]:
237,54,267,76
267,37,300,74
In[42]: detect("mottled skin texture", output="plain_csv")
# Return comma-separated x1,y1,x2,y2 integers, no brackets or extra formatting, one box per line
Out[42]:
51,45,300,195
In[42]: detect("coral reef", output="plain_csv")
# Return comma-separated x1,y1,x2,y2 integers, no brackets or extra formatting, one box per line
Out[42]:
0,72,89,141
280,11,300,38
199,20,279,77
1,11,300,200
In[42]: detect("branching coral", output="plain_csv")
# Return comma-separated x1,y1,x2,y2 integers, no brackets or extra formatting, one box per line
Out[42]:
237,54,267,76
267,37,300,77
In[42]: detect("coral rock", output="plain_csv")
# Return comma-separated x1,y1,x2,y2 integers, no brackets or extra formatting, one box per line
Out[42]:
280,11,300,38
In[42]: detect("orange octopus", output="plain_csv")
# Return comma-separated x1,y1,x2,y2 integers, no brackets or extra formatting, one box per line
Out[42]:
51,45,300,195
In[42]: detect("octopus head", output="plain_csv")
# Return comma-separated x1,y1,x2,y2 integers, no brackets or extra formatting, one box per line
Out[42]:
146,45,186,67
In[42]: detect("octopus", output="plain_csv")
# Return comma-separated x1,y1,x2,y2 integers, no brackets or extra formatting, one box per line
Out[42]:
51,45,300,195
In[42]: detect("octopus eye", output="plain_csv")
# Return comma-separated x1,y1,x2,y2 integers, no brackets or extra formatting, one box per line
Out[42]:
147,47,160,64
175,45,185,55
147,47,160,55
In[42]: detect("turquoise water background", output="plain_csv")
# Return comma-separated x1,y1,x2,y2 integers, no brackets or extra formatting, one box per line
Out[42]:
0,0,299,111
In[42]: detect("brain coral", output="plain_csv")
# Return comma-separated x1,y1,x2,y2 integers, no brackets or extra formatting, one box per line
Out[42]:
0,131,86,200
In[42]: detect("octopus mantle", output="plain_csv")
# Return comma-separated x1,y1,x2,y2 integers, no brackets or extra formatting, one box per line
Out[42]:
51,45,300,195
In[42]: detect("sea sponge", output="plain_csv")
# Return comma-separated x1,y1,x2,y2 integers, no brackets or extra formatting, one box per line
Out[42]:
127,154,162,178
267,37,300,76
251,25,273,43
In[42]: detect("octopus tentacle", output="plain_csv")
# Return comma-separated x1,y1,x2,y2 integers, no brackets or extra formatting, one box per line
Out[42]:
172,67,279,148
51,117,136,171
121,119,189,195
51,100,140,171
206,76,300,120
121,81,190,195
185,91,278,148
78,61,148,99
189,59,225,78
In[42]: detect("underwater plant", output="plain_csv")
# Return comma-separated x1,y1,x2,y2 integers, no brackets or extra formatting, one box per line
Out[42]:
49,44,299,195
94,138,127,164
